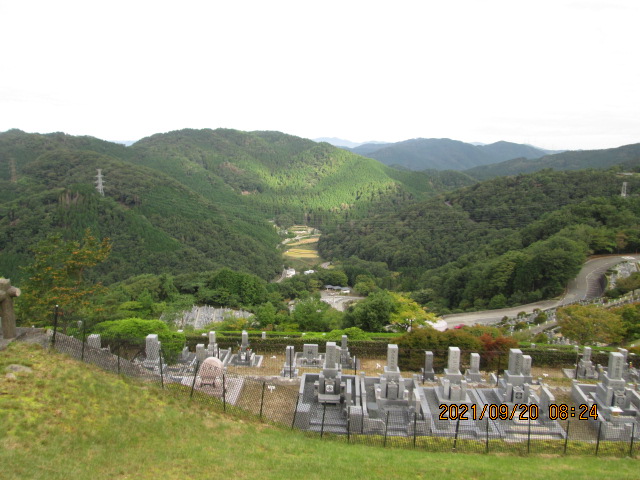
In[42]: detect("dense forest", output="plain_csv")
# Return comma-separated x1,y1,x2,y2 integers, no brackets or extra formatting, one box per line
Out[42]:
4,127,640,330
0,128,466,284
319,169,640,312
466,143,640,180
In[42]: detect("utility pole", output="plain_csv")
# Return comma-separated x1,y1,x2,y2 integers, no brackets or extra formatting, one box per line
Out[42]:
95,169,105,196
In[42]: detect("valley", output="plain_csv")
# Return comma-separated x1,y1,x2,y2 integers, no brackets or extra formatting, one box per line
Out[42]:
2,127,640,345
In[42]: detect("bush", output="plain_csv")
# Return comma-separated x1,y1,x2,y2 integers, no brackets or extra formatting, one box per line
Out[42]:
92,318,185,362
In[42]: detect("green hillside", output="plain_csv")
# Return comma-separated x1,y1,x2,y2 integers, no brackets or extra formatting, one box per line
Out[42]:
127,128,440,225
0,131,282,283
0,128,460,284
320,169,640,311
466,143,640,180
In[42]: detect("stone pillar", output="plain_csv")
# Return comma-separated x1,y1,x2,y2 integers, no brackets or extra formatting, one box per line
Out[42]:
0,278,20,339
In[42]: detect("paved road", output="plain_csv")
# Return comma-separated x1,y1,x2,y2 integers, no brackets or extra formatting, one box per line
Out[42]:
320,291,363,312
441,254,640,328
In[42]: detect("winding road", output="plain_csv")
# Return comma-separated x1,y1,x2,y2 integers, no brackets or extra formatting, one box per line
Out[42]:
440,254,639,328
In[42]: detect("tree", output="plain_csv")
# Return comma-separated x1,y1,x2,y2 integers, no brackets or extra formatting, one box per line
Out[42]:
388,292,436,332
17,229,111,327
292,296,342,332
557,305,625,345
344,290,396,332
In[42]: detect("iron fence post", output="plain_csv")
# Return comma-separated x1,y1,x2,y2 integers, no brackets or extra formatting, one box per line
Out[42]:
564,420,570,455
260,381,266,420
159,348,164,389
629,422,635,457
320,403,327,438
222,373,226,412
80,320,86,361
52,305,59,348
384,410,390,447
190,360,200,399
596,421,603,456
485,419,489,454
453,417,460,451
291,395,300,430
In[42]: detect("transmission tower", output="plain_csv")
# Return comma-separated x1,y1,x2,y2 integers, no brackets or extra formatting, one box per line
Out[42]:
95,169,105,196
9,157,17,183
621,181,628,198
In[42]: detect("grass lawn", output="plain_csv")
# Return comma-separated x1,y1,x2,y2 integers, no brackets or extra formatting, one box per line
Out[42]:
0,342,637,480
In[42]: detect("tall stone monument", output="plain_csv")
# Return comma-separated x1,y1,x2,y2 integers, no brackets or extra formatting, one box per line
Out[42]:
0,278,20,339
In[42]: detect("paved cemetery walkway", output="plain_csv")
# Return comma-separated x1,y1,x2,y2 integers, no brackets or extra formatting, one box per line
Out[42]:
441,254,640,328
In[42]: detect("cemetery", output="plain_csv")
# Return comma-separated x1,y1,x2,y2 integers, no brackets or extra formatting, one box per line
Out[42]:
23,319,640,453
572,350,640,440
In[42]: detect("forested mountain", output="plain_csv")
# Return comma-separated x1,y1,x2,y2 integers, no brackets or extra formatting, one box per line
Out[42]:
0,133,283,283
6,126,640,316
0,128,463,284
348,138,548,171
319,169,640,312
125,129,448,225
466,143,640,180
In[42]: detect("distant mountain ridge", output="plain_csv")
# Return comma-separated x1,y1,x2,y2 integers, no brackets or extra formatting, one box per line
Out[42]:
465,143,640,180
343,138,553,171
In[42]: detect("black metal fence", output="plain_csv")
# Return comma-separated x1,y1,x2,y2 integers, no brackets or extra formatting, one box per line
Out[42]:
44,329,639,458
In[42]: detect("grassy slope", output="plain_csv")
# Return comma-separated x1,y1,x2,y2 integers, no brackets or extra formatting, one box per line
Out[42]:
1,342,637,480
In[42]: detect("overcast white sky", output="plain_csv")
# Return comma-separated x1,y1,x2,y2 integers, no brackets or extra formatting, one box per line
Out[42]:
1,0,638,150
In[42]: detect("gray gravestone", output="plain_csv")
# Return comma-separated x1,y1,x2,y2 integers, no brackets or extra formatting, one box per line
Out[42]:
303,344,319,360
469,353,480,373
196,343,207,363
423,351,435,381
387,344,399,371
522,355,532,376
447,346,461,374
144,334,161,367
508,349,523,375
608,352,625,380
325,342,338,369
87,334,101,349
